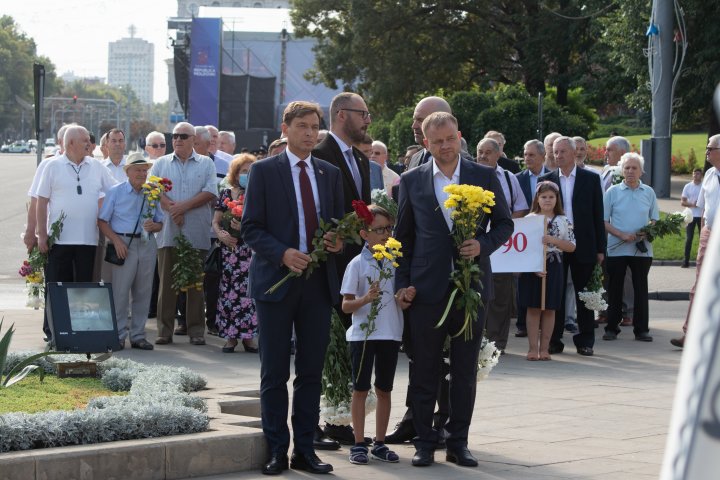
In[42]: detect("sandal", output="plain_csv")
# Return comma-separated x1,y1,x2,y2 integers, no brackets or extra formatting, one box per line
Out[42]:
349,445,369,465
526,352,539,361
539,352,552,361
371,443,399,463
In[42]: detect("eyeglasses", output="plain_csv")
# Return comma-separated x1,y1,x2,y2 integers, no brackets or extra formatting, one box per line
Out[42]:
367,225,394,234
340,108,372,120
707,147,720,152
172,133,192,140
149,143,166,149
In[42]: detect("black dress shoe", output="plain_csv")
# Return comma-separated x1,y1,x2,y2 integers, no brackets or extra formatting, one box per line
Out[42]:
446,446,478,467
262,453,288,475
290,452,333,474
411,448,435,467
313,425,340,450
602,331,618,341
635,332,653,342
323,423,356,445
576,346,594,356
514,329,528,338
670,336,685,348
548,343,564,354
385,418,415,444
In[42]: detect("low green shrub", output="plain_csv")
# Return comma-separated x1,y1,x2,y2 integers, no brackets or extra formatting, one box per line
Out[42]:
0,355,209,453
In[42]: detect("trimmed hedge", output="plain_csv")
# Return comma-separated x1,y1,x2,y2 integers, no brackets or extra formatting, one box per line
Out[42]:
0,353,209,453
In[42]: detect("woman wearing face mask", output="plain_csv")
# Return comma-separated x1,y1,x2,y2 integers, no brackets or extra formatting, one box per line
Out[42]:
212,153,258,352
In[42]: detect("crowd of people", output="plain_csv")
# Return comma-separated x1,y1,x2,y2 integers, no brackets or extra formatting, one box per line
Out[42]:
24,92,718,474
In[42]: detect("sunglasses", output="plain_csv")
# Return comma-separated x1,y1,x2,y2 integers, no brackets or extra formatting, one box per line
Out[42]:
149,143,166,149
707,147,720,152
172,133,192,140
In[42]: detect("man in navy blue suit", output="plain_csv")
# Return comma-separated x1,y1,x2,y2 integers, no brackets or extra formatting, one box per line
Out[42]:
241,101,345,475
395,112,513,467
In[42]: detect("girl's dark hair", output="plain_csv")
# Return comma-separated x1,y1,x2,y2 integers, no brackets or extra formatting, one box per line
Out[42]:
531,181,565,216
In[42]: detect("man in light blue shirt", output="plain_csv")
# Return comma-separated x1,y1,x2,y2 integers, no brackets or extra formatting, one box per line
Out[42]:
98,155,164,350
602,153,659,343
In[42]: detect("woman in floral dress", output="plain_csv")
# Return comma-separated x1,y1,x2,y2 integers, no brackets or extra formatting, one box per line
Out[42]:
212,154,258,353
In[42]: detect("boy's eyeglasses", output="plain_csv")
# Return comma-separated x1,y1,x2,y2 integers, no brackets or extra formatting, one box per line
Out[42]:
367,225,394,234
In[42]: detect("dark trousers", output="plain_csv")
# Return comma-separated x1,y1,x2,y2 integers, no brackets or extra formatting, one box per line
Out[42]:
408,289,483,451
400,312,449,428
605,256,652,335
684,217,702,264
149,261,159,317
257,269,332,456
551,253,596,350
43,244,96,338
203,238,220,330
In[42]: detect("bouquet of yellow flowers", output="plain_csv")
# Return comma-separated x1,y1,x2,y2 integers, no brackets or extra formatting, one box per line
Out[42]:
355,237,402,381
141,176,172,242
436,184,495,341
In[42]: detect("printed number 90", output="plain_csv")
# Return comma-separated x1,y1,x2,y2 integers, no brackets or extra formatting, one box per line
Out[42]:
501,233,527,253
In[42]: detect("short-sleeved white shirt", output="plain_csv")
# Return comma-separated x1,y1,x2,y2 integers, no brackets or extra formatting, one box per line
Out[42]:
101,156,128,183
681,181,703,218
28,155,60,197
36,154,118,245
341,247,403,342
697,167,720,228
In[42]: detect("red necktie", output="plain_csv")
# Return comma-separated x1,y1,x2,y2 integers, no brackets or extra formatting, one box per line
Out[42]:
298,160,319,252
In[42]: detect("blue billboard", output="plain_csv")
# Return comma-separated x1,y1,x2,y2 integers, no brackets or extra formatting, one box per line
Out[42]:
189,17,222,126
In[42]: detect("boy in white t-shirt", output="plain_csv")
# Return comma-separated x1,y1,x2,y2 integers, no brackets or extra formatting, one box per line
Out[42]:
341,205,416,465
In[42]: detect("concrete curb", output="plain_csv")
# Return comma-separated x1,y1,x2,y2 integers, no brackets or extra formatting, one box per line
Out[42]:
651,291,689,301
0,388,268,480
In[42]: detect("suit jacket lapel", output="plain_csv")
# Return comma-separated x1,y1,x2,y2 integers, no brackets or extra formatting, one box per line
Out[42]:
276,152,299,227
311,156,331,221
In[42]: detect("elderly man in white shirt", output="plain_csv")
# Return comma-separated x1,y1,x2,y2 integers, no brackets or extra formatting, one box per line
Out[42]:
36,125,118,341
369,140,400,194
672,134,720,348
477,137,529,352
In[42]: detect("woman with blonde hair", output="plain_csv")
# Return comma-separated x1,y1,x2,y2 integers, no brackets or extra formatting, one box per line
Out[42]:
212,153,258,352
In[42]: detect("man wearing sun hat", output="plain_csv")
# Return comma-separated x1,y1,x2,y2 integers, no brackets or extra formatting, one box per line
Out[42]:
98,153,164,350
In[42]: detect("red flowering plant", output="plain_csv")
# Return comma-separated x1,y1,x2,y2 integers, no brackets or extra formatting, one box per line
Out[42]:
222,195,244,238
265,200,369,294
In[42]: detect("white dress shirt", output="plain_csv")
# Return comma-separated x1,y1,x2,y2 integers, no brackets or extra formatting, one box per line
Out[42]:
697,167,720,229
286,148,321,253
329,132,362,194
559,165,577,224
102,156,128,183
432,156,461,231
495,164,529,213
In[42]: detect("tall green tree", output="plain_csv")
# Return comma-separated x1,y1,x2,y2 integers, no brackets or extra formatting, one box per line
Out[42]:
291,0,610,119
0,16,59,140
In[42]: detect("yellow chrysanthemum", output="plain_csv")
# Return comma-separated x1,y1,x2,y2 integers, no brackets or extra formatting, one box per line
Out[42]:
372,252,384,261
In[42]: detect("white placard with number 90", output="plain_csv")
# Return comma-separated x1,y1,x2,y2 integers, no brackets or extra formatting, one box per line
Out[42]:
489,215,546,273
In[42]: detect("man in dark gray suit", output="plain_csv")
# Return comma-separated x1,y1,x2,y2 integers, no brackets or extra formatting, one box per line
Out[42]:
395,112,513,467
539,136,606,357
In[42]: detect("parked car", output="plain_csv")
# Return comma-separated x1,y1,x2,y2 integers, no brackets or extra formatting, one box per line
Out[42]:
8,142,31,153
43,139,58,157
0,143,9,153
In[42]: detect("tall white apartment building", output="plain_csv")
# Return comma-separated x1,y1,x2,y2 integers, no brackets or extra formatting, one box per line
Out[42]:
108,26,155,105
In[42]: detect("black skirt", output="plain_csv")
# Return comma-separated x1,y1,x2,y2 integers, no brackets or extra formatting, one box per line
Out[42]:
518,259,564,310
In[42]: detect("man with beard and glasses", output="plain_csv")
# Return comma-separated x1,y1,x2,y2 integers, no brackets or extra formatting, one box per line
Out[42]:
312,92,372,448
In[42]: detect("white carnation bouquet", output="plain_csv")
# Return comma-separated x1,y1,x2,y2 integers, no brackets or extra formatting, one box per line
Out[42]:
578,263,608,311
477,337,501,381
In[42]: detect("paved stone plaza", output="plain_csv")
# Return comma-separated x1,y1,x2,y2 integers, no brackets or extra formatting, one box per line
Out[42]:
0,153,698,479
